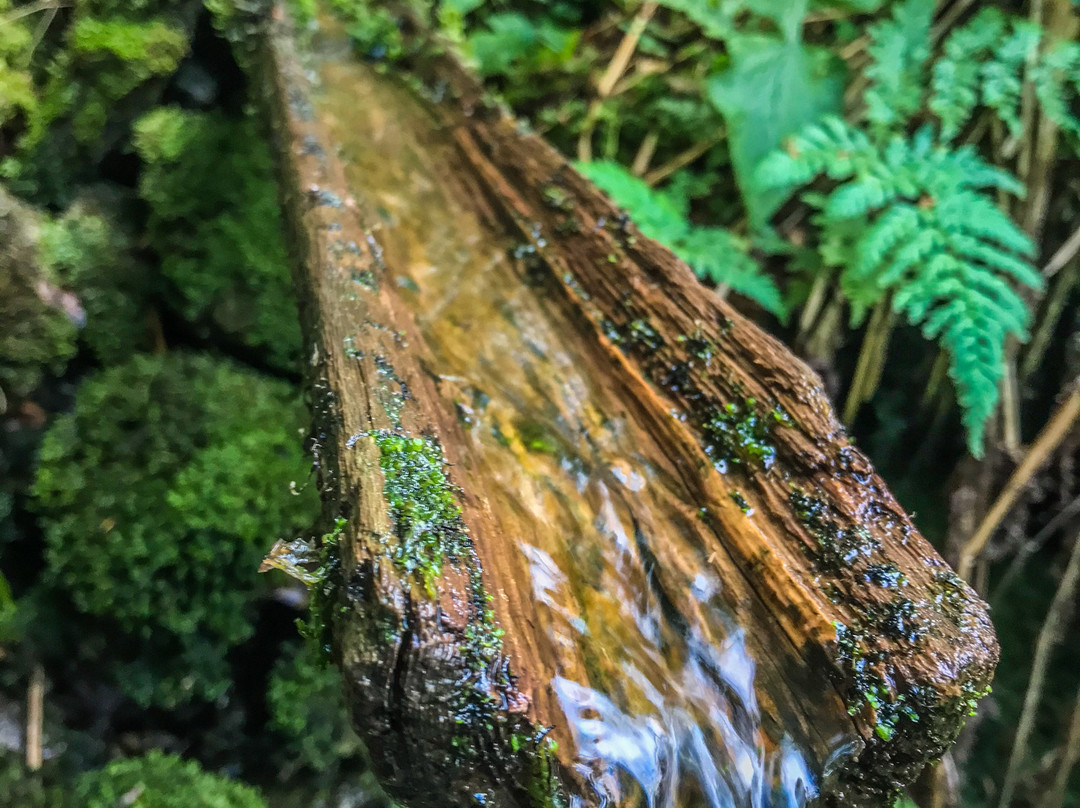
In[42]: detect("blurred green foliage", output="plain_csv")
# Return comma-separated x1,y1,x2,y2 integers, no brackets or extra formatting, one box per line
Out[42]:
578,160,784,315
38,195,155,365
0,190,79,406
33,352,318,706
267,642,364,774
133,107,302,373
0,753,69,808
75,751,268,808
5,1,197,205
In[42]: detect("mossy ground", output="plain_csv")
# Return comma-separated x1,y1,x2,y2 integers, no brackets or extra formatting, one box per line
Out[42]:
0,1,372,804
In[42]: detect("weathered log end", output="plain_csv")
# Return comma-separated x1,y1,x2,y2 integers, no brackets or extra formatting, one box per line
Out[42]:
258,5,998,807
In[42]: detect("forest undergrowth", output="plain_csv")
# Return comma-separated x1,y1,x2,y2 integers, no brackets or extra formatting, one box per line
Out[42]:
2,0,1080,807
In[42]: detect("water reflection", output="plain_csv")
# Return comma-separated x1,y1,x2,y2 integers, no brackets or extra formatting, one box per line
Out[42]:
526,487,816,808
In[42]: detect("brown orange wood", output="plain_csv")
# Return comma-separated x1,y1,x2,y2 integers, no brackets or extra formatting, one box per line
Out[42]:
260,8,998,808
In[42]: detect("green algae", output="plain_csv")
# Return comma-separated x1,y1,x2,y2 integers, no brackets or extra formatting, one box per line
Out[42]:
729,490,753,515
373,431,467,595
516,420,560,455
703,397,785,472
790,488,880,571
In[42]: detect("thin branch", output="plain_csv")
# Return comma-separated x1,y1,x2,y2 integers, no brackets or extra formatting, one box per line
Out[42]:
1038,683,1080,808
931,0,979,46
1023,259,1080,381
2,0,70,23
997,527,1080,808
843,299,894,425
1001,358,1022,457
26,665,44,771
992,492,1080,603
596,2,658,99
642,136,721,186
1042,224,1080,281
23,3,60,68
958,383,1080,580
577,1,658,162
631,130,659,176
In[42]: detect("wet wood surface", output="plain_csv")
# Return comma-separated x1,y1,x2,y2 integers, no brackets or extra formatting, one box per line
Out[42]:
260,7,999,808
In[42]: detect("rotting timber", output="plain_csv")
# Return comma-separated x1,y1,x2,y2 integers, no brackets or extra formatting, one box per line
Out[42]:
259,6,999,808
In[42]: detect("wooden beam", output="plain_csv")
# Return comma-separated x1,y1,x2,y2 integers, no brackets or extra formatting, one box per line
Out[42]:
259,7,998,807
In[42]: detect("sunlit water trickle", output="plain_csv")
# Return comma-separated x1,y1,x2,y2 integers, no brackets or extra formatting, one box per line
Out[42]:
524,479,815,808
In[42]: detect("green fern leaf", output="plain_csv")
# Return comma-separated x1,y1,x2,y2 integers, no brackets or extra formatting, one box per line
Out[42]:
579,160,785,316
756,117,1041,455
864,0,934,131
678,227,786,315
980,22,1040,138
1033,41,1080,139
930,9,1007,139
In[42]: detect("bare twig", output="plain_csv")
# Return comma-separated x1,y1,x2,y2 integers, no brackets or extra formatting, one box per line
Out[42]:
1038,683,1080,808
631,130,659,176
1001,359,1022,457
931,0,979,46
26,665,44,771
843,299,895,425
997,527,1080,808
958,383,1080,580
23,3,60,68
577,1,659,162
1042,224,1080,281
920,349,949,411
642,136,721,186
992,492,1080,602
1023,260,1080,381
596,2,658,99
3,0,70,23
797,272,832,343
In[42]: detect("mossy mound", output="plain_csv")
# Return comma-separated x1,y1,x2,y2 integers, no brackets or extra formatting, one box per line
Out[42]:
133,107,302,373
75,751,267,808
33,352,318,706
0,190,79,409
267,641,363,775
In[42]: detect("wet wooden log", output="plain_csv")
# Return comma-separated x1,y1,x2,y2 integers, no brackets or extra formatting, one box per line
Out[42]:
258,7,999,808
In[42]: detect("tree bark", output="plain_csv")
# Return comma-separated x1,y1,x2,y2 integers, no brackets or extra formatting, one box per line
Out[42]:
258,6,999,808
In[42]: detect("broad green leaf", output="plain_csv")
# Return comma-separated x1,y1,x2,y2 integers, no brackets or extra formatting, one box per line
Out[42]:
706,35,845,229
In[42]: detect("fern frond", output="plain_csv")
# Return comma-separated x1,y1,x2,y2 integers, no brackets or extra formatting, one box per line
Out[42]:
577,160,687,241
980,22,1040,137
578,160,785,316
756,116,874,193
755,118,1041,455
1033,41,1080,140
678,227,786,315
930,9,1006,139
864,0,934,131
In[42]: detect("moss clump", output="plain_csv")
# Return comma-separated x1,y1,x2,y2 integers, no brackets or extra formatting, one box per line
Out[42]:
729,490,752,514
37,195,154,365
373,431,467,594
133,107,302,372
74,751,267,808
8,3,195,205
33,352,318,706
0,1,37,131
327,0,406,61
0,190,79,407
703,398,786,472
267,642,363,774
0,752,68,808
790,488,880,571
